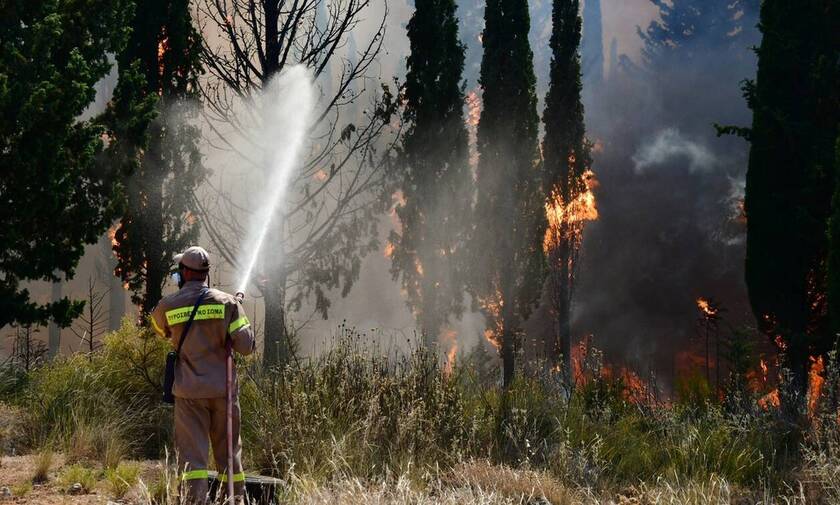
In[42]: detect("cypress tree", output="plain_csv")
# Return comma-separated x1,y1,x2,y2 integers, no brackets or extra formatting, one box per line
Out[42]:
470,0,545,387
743,0,839,408
390,0,470,347
109,0,204,316
830,135,840,335
0,0,133,328
542,0,593,381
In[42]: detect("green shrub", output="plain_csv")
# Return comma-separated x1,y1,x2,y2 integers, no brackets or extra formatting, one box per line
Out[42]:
58,464,97,493
11,480,32,497
105,462,140,498
17,319,172,460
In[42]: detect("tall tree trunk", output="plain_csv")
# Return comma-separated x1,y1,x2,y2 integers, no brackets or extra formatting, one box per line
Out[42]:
48,279,62,358
262,215,290,367
101,237,126,331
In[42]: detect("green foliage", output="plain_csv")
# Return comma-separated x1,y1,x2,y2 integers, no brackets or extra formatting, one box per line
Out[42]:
11,481,32,497
470,0,545,387
240,331,468,481
109,0,205,315
17,320,172,459
639,0,759,69
390,0,471,345
58,464,98,494
7,323,802,494
105,461,140,498
742,0,839,404
0,0,134,327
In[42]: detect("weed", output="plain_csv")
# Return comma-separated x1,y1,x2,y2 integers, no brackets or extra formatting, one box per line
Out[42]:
11,480,32,497
105,461,140,499
58,464,97,494
31,448,53,483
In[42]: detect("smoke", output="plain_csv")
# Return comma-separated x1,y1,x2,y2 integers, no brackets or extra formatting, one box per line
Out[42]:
236,66,316,294
570,4,760,384
632,128,719,174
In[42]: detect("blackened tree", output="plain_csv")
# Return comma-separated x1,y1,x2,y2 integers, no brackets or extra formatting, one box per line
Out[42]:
389,0,470,348
109,0,205,316
542,0,594,381
742,0,839,408
470,0,545,387
0,0,133,328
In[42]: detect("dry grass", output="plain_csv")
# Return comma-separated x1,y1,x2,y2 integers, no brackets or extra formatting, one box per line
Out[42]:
446,460,579,505
32,449,54,483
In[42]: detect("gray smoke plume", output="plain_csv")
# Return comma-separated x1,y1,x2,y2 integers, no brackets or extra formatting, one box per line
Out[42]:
632,128,719,174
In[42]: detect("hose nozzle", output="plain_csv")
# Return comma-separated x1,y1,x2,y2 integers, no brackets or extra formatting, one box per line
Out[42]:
235,291,245,303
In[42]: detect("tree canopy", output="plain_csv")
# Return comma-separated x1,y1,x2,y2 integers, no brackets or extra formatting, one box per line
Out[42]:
0,0,133,328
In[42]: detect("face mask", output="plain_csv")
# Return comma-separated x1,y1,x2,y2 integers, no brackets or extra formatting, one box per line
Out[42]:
171,271,184,289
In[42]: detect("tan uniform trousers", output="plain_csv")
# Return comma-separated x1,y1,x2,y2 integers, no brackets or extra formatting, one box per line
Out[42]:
176,397,245,504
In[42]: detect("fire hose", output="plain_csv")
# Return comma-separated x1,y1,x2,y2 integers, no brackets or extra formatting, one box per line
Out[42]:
226,291,245,505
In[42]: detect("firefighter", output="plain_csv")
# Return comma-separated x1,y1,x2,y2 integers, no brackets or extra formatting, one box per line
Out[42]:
150,246,255,504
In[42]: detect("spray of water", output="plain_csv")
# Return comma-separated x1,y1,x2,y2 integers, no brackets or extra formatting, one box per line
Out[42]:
237,65,316,294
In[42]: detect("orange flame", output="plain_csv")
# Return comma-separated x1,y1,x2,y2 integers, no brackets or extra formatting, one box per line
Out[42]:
543,169,599,255
157,34,169,93
441,328,458,376
696,297,718,317
808,355,825,417
108,225,119,248
758,389,780,410
479,290,503,351
384,241,395,258
314,169,328,182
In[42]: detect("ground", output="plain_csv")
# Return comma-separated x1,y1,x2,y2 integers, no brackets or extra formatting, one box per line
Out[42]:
0,454,160,505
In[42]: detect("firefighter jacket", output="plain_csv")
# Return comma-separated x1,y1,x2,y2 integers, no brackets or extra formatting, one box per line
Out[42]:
150,280,255,399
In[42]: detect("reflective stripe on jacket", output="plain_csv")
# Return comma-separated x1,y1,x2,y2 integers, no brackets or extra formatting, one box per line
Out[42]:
150,281,255,399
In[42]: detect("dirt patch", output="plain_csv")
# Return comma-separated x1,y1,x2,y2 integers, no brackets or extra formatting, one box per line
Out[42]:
0,454,162,505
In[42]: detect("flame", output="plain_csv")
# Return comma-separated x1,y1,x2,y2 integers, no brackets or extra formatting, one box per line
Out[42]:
479,289,503,351
543,169,599,255
441,328,458,376
108,225,119,248
384,241,395,258
465,89,482,170
571,339,653,404
314,169,328,182
758,389,780,409
157,34,169,92
185,211,197,226
808,355,825,417
696,297,718,317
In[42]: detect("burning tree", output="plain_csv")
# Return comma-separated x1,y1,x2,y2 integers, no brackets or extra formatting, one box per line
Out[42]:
737,0,838,412
469,0,545,388
389,0,471,348
541,0,596,383
108,0,205,316
196,0,398,366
